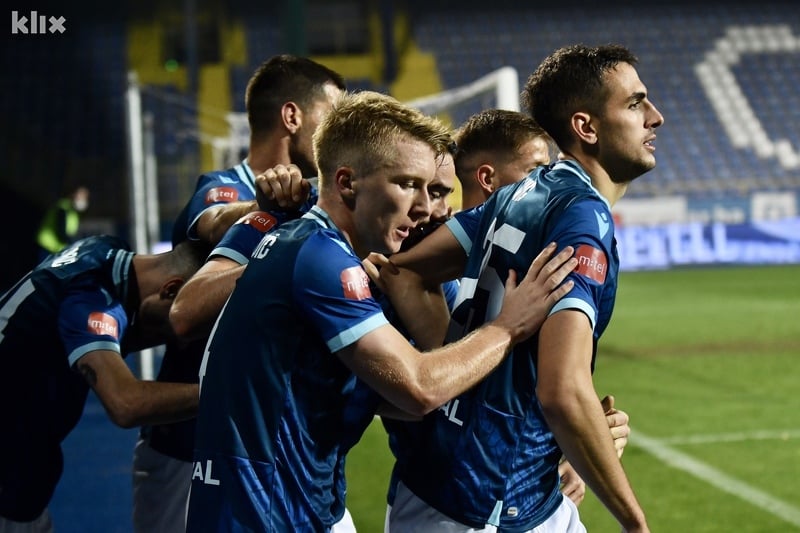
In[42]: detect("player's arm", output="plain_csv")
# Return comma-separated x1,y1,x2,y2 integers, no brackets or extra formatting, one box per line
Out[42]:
558,397,630,505
536,310,648,531
75,350,198,429
194,201,258,246
369,223,468,350
170,258,245,341
338,244,576,416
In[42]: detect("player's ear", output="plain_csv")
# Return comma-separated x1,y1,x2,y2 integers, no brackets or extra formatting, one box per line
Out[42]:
571,112,597,145
159,277,185,301
281,101,302,134
476,164,496,194
335,167,355,195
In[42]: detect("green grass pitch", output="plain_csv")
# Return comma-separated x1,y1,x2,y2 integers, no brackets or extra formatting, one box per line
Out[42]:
345,264,800,532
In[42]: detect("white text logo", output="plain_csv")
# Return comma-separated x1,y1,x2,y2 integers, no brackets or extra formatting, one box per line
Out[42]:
11,11,66,34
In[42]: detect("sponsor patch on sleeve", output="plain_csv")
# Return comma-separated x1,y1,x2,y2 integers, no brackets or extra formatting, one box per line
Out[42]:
87,312,119,339
574,244,607,284
204,186,239,204
341,266,372,300
238,211,278,233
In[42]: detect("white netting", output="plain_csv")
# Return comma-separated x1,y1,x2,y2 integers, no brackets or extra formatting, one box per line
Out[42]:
405,66,520,124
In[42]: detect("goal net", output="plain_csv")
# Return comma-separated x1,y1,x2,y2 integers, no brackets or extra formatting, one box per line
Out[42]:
405,66,520,127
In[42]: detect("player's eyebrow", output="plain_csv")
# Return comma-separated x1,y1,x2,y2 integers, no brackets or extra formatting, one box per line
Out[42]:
628,91,646,103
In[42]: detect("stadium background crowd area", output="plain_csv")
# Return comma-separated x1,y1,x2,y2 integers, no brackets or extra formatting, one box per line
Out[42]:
2,1,799,530
3,1,799,288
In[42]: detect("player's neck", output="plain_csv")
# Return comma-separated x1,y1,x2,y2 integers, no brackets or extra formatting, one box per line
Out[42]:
247,137,291,176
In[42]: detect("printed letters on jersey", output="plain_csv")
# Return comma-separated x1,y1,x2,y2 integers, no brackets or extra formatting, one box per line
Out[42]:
205,186,239,204
340,266,371,300
574,244,607,284
87,312,119,339
239,211,278,232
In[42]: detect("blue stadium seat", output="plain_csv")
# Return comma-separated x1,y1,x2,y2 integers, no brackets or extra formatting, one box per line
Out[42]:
406,1,800,197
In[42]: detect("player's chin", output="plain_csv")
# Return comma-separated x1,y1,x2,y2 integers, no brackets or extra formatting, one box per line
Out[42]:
386,238,404,255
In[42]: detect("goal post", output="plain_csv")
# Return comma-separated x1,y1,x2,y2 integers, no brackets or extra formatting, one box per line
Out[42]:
404,66,520,119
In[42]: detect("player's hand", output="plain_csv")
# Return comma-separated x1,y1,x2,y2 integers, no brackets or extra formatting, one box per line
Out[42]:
361,253,398,293
558,460,586,506
255,164,311,210
493,243,576,344
602,395,630,458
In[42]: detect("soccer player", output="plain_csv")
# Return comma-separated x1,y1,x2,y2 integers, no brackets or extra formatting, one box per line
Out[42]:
184,90,578,532
196,132,629,518
132,54,345,533
380,44,662,532
0,235,205,532
452,108,622,505
454,108,554,209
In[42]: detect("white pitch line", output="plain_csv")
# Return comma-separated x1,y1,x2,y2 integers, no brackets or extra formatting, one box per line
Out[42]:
631,429,800,528
660,429,800,446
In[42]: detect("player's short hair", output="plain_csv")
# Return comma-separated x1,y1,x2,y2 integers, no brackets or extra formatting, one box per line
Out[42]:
522,44,638,149
245,54,346,135
164,240,207,281
313,91,453,183
453,109,551,183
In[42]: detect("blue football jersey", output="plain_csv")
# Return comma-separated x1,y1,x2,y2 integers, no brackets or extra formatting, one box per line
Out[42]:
397,160,620,530
171,161,259,245
0,235,135,521
186,206,388,532
151,161,318,461
209,210,279,265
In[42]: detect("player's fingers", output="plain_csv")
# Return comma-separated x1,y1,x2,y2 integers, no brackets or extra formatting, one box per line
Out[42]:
601,394,615,413
285,164,306,202
524,242,558,278
361,257,381,285
365,252,398,274
256,169,279,200
558,462,586,505
526,245,576,299
503,268,518,292
606,410,630,433
613,436,628,458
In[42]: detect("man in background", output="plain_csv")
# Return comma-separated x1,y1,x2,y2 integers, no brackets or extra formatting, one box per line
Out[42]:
36,185,90,261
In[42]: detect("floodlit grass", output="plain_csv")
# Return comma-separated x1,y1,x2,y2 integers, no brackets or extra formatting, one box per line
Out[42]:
346,265,800,532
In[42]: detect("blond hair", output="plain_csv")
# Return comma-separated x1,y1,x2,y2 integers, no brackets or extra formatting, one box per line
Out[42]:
313,91,452,186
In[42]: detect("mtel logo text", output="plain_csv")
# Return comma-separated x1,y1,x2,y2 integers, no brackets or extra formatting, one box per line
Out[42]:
11,11,66,34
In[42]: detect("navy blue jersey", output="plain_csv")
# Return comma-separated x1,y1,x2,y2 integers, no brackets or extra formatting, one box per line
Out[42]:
378,279,459,506
171,161,259,246
150,161,317,460
0,235,135,521
397,160,620,530
209,210,279,265
186,206,388,532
